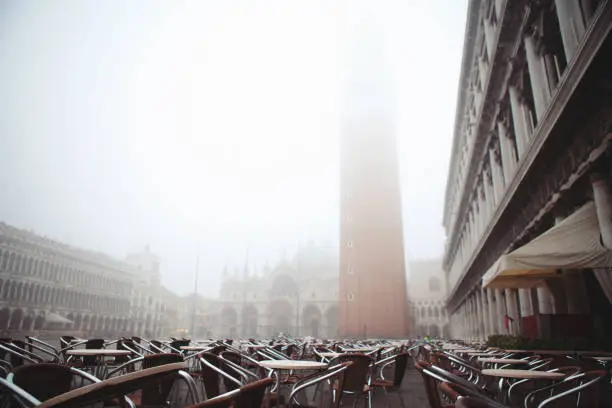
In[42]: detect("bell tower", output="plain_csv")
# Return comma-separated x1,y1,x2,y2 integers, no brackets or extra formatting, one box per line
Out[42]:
338,15,410,338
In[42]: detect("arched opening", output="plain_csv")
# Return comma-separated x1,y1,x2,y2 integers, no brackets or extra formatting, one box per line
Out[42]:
325,305,338,337
22,312,34,331
221,306,238,338
9,309,24,330
268,299,292,336
66,313,75,330
442,324,451,339
271,275,298,298
74,314,82,331
0,308,10,330
82,315,90,331
241,304,258,337
302,304,322,337
33,314,45,330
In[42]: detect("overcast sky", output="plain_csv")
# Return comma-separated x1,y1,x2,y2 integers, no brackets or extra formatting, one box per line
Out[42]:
0,0,467,296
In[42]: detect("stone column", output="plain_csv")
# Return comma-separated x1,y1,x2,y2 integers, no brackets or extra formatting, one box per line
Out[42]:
470,295,478,340
592,173,612,248
483,18,496,59
489,148,505,204
554,0,586,61
508,86,530,157
495,289,506,334
480,288,490,338
563,270,590,314
537,285,555,314
518,288,534,317
475,290,485,340
487,288,497,335
497,121,517,178
478,56,489,91
505,288,520,335
524,35,551,119
464,303,470,340
484,170,495,219
494,0,504,19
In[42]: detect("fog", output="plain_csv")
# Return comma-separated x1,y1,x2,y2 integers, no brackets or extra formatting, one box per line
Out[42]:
0,0,467,296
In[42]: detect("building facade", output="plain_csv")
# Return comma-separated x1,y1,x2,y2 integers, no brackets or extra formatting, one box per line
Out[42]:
339,16,410,339
0,222,166,338
214,243,339,339
443,0,612,341
408,260,449,338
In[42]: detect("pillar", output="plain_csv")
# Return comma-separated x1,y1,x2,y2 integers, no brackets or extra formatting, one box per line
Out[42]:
508,86,530,157
592,173,612,248
518,288,534,316
563,270,590,314
554,0,586,61
470,295,477,340
497,121,517,177
484,171,495,219
495,289,506,334
483,18,496,59
487,289,497,335
481,288,490,338
475,291,484,340
478,56,489,92
505,288,520,335
537,285,555,314
524,35,551,118
489,148,505,204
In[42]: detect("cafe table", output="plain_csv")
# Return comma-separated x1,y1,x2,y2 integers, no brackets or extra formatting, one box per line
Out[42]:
482,368,565,403
66,349,131,378
258,360,328,406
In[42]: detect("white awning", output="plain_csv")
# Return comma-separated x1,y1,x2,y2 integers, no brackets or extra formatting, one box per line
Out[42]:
482,201,612,288
45,312,73,325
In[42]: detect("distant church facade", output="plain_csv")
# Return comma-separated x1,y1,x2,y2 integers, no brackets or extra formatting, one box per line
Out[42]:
214,243,339,339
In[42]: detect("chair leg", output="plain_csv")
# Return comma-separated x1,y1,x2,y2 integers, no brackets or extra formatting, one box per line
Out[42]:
367,390,373,408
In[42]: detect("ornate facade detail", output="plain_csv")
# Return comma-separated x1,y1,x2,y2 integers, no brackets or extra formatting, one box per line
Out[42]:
443,0,612,337
212,243,339,339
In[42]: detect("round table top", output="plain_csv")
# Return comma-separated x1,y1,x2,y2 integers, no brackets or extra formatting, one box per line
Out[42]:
66,349,131,356
585,356,612,361
318,352,342,358
180,346,209,351
258,360,328,370
478,358,527,364
482,369,565,380
467,352,499,356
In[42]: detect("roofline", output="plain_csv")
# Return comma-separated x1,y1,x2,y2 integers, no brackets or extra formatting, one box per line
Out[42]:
442,0,481,228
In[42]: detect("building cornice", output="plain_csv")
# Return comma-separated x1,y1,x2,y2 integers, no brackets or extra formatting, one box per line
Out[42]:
443,0,530,269
443,0,482,229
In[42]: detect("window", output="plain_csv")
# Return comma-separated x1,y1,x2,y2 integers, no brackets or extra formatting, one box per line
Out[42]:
429,277,441,292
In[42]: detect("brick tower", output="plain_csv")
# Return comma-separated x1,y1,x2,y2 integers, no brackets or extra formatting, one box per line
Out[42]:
338,17,410,339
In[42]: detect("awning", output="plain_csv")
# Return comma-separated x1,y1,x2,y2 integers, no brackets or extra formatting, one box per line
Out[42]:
482,201,612,289
44,313,73,325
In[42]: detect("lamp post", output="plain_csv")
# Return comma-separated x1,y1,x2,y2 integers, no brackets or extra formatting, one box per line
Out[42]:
190,253,200,338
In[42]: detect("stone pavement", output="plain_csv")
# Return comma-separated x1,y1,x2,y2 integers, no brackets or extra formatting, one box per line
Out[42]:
370,366,428,408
